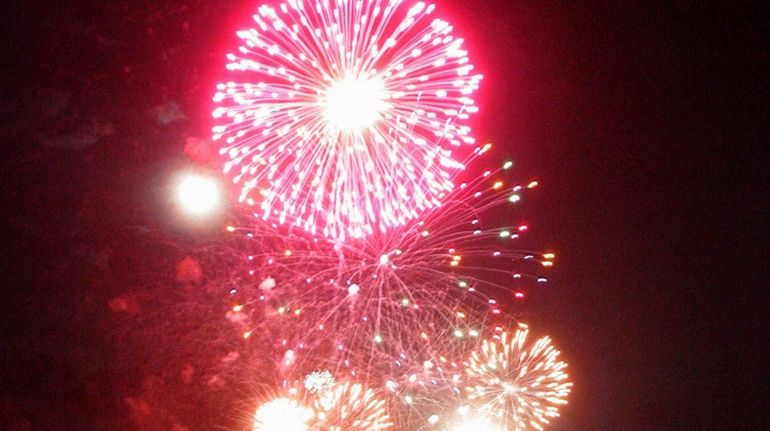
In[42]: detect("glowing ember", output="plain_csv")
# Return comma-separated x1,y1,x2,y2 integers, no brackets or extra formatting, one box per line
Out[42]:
177,174,220,215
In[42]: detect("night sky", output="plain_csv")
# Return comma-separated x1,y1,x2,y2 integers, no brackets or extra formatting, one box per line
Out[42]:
1,1,767,430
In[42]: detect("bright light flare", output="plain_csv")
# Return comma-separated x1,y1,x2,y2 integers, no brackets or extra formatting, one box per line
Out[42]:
177,174,220,215
251,382,391,431
321,76,388,132
253,397,312,431
451,415,503,431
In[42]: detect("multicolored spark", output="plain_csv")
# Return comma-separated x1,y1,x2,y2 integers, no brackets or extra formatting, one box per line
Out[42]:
228,157,548,363
465,324,573,431
213,0,482,241
222,153,563,428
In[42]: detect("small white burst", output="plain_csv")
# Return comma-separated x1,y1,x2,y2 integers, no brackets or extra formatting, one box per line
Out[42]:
259,277,276,291
282,349,295,367
304,370,336,395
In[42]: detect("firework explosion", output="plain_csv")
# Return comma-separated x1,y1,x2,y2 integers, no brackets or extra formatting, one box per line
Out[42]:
464,325,572,431
227,156,549,367
222,153,562,428
213,0,482,241
205,2,572,429
251,381,392,431
314,381,393,430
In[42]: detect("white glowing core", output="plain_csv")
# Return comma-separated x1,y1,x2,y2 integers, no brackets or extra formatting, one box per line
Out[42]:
452,416,501,431
178,175,220,215
253,398,311,431
322,76,388,132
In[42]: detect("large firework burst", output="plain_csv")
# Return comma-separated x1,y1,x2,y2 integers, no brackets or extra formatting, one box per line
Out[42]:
213,0,482,241
464,325,572,431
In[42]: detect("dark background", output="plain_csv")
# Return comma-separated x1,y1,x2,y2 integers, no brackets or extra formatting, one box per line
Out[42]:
1,1,767,430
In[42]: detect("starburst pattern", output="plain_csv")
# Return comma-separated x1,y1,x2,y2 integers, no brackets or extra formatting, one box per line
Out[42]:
465,325,572,431
314,381,393,430
213,0,482,241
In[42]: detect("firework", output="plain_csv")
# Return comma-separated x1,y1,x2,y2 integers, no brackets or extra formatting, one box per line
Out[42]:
253,397,313,431
213,0,482,241
464,325,572,431
251,380,391,431
226,154,554,427
304,369,336,394
314,381,393,430
450,415,503,431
